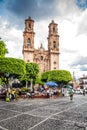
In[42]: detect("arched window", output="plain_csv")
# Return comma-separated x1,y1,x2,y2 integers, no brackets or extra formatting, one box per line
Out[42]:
53,27,55,33
27,59,30,62
53,41,56,48
29,23,31,29
41,56,43,60
54,61,56,64
27,38,31,46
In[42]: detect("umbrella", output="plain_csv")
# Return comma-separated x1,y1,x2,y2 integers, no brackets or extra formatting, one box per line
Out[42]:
45,81,58,87
63,85,72,89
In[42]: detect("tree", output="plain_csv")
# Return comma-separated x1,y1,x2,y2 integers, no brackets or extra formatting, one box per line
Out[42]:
41,70,72,87
0,57,26,85
26,62,40,81
0,39,8,57
0,57,26,76
35,75,44,85
40,71,51,82
21,62,40,88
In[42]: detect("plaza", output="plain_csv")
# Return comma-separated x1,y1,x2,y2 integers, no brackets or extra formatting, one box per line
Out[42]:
0,95,87,130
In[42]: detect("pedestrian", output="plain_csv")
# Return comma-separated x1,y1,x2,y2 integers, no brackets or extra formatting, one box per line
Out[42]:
50,89,53,98
11,89,15,100
69,89,74,100
6,91,11,102
83,89,85,96
46,88,50,98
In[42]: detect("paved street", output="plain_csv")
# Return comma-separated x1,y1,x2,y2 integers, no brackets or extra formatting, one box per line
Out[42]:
0,95,87,130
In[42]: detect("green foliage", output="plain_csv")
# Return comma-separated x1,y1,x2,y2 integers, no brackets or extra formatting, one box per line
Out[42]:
0,77,7,85
41,71,51,82
41,70,72,84
26,62,40,80
0,78,2,84
35,75,44,85
20,62,40,87
0,40,8,57
0,57,26,76
20,87,29,92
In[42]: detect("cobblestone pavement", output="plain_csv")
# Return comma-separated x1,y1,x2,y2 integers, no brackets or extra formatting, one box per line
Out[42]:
0,95,87,130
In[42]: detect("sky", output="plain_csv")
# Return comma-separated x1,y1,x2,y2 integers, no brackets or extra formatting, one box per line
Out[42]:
0,0,87,79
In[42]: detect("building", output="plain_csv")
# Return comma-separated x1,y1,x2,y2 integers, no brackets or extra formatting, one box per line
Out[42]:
79,76,87,90
22,17,60,73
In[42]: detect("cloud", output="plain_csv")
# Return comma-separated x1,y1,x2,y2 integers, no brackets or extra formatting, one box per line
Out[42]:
56,0,79,16
76,9,87,35
3,0,57,21
76,0,87,10
80,65,87,71
61,48,77,54
71,56,87,66
0,16,23,58
1,0,80,27
69,56,87,76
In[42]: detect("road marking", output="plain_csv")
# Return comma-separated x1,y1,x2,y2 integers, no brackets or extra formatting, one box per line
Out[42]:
28,100,87,130
0,125,8,130
0,113,23,123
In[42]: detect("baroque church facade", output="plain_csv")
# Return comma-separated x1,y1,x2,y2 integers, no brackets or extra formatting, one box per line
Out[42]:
22,17,60,73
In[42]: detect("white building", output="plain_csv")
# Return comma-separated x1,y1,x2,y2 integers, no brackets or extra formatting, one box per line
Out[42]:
79,76,87,90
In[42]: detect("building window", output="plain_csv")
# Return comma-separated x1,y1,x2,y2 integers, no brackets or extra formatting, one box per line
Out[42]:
29,23,31,29
53,41,56,48
27,60,30,62
27,38,31,46
54,61,56,64
41,56,43,60
53,27,55,33
54,67,56,70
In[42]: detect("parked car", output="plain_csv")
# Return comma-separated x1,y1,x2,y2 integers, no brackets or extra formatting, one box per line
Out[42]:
85,89,87,94
74,89,83,94
63,89,71,96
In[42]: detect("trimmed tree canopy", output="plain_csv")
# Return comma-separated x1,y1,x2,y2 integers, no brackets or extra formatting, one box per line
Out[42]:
0,57,26,76
41,70,72,84
26,62,40,80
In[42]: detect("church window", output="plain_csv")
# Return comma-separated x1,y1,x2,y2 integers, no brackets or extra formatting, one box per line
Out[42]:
53,27,55,33
54,61,56,64
27,59,30,62
41,56,43,60
27,38,31,46
53,41,56,48
29,23,31,29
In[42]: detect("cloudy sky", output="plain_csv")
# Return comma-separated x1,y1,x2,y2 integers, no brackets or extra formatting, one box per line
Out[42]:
0,0,87,79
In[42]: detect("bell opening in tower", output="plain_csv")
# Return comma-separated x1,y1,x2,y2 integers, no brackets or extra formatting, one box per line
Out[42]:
28,23,31,29
53,41,56,48
27,38,31,46
53,27,55,33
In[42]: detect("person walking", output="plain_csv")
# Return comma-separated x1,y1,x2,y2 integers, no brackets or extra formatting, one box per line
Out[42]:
69,89,74,101
46,88,50,98
83,89,85,96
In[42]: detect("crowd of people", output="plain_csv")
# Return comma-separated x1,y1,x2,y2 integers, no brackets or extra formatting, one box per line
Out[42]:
0,82,87,102
37,86,59,98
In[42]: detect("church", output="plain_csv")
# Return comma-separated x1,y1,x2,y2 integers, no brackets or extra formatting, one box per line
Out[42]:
22,17,60,73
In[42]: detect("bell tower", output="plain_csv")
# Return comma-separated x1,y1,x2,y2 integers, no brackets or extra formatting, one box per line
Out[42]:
22,17,60,73
23,17,35,62
48,20,60,70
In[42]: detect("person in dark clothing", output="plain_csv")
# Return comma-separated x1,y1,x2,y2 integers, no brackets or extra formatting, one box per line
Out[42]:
12,81,20,88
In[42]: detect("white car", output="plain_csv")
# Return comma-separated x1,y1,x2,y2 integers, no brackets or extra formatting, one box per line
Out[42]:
74,89,83,94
